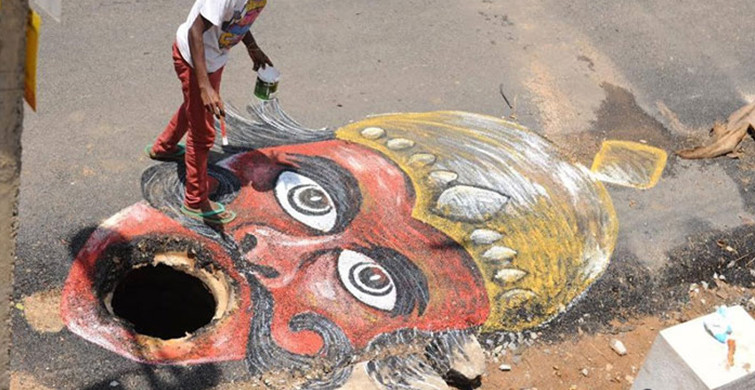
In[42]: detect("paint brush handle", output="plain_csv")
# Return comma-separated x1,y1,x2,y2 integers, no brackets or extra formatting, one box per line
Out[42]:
220,115,228,145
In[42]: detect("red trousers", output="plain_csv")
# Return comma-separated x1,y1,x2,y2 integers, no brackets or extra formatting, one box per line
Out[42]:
153,42,223,209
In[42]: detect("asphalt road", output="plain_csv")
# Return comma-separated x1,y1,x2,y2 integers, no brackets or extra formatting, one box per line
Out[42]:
13,0,755,389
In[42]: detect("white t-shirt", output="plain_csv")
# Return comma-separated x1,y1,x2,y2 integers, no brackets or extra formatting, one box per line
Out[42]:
176,0,266,73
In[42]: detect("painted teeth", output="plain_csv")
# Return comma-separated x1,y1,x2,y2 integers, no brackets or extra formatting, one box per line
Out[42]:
494,269,527,284
482,246,517,262
427,170,458,187
408,153,436,166
501,288,536,302
386,138,415,150
433,185,509,223
469,229,503,245
361,127,385,139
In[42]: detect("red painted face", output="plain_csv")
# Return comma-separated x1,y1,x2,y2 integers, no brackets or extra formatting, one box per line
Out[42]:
221,139,489,356
61,139,488,365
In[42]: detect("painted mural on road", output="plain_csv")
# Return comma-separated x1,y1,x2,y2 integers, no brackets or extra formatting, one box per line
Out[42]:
60,100,666,389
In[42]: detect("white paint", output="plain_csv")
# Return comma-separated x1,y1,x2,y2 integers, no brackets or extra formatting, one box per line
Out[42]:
337,250,396,312
434,185,509,222
482,246,517,262
501,289,536,300
593,162,657,189
580,240,611,280
409,153,437,166
254,226,339,250
494,268,527,284
100,203,149,230
554,163,594,204
427,170,458,187
312,280,337,301
469,229,503,245
360,127,385,140
274,171,337,233
386,138,415,150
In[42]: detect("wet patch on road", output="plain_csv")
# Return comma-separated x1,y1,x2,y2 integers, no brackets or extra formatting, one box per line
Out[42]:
553,83,677,168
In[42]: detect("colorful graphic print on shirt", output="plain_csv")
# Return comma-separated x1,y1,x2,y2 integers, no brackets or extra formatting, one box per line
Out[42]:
219,0,266,49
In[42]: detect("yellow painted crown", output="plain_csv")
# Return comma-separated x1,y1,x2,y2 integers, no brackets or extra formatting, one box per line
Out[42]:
336,111,619,331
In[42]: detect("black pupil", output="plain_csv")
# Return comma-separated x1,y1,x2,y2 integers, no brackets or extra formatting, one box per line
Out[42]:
358,266,390,291
297,187,330,211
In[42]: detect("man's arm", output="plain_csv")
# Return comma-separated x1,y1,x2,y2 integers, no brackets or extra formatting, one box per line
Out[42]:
243,31,273,71
189,15,224,117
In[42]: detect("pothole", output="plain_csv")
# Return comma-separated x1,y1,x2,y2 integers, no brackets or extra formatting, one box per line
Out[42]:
110,259,223,340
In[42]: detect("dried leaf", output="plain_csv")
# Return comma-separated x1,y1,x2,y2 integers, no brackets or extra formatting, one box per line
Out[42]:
711,122,728,138
677,102,755,159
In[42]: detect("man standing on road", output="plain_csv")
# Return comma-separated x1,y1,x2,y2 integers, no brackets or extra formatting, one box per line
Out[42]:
146,0,272,225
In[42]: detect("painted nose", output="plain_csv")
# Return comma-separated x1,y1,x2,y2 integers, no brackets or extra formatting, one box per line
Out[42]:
239,232,258,253
238,224,429,319
236,225,337,288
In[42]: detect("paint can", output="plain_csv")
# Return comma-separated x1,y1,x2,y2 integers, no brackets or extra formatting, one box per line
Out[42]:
254,65,280,100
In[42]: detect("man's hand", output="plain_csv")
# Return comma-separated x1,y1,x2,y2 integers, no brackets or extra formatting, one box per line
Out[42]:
248,46,273,71
200,84,224,118
242,31,273,71
189,15,223,117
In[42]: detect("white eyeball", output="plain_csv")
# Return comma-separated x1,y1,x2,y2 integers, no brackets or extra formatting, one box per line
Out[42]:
337,249,396,311
275,171,337,232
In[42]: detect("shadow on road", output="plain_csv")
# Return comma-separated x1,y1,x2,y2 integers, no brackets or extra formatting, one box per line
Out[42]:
80,364,222,390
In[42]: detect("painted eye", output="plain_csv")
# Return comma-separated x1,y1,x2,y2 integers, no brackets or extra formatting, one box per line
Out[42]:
275,171,337,232
337,249,397,311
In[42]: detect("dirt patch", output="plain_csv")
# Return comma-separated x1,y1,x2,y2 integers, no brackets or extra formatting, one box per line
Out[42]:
482,283,755,390
10,372,54,390
523,60,581,137
19,289,64,333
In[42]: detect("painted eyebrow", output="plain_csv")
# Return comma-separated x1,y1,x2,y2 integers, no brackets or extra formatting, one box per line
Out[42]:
284,154,363,234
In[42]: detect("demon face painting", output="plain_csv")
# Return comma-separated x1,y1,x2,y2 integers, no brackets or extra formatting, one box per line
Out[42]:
60,100,659,389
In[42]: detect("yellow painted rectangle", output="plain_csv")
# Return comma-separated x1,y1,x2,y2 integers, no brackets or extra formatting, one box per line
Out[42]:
591,140,667,189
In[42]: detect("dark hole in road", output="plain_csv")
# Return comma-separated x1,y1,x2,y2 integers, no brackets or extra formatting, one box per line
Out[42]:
111,263,216,339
